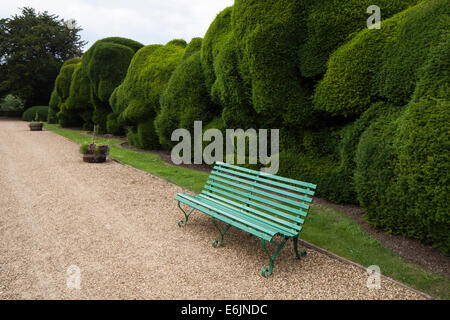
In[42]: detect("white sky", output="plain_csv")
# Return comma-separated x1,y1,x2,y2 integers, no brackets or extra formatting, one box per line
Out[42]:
1,0,234,51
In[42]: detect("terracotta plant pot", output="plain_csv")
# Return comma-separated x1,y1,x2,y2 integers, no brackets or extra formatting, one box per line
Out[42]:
29,122,43,131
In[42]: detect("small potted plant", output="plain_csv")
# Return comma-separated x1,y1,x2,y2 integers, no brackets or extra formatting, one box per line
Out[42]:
79,142,110,163
29,112,43,131
79,125,109,163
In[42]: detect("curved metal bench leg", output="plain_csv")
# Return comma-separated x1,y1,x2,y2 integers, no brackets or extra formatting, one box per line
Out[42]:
293,236,307,259
293,236,300,259
211,217,231,248
261,237,288,277
177,201,195,227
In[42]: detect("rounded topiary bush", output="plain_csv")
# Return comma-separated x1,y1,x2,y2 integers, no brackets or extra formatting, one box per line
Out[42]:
393,97,450,253
55,58,81,102
22,106,49,122
313,10,406,117
201,6,233,94
354,30,450,254
230,0,314,128
48,58,81,124
47,89,60,124
314,0,446,117
211,32,259,129
82,37,144,133
201,6,255,130
113,41,185,149
354,108,404,230
277,149,338,200
326,102,397,204
110,44,163,123
374,0,448,105
166,39,187,48
156,49,218,150
183,37,202,60
298,0,417,78
57,62,93,128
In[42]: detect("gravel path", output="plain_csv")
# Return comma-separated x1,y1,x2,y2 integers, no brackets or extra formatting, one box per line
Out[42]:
0,120,425,300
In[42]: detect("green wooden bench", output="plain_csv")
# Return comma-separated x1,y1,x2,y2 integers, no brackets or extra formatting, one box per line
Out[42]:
175,161,317,277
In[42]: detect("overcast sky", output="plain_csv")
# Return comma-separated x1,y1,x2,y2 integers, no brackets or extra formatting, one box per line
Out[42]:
1,0,234,51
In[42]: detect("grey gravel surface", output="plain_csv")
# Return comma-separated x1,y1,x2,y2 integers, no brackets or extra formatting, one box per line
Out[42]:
0,120,426,299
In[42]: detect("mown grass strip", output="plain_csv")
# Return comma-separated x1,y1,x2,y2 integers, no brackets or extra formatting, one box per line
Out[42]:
44,123,449,299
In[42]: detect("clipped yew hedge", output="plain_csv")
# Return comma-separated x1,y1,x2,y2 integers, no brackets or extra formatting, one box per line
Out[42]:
112,41,185,149
354,5,449,253
156,42,218,149
230,0,313,129
374,0,448,105
58,63,93,129
314,0,445,117
313,9,407,117
82,37,144,133
47,89,60,124
298,0,417,78
48,58,81,124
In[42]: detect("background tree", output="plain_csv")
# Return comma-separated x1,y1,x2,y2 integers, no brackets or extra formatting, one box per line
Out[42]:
0,7,86,107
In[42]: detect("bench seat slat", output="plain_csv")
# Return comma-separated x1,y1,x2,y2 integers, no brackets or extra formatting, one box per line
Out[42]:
211,170,313,203
206,177,310,210
204,184,308,217
176,193,281,237
176,193,274,242
200,190,304,227
213,166,315,196
215,161,317,189
198,193,301,236
196,195,299,237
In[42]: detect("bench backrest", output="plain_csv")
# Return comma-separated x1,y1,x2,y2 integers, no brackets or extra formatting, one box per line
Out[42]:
201,161,317,236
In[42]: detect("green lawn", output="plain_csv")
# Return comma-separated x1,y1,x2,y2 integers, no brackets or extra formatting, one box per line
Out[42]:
44,123,449,299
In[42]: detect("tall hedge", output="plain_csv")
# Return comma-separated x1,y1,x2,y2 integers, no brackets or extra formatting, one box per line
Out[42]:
82,37,143,133
298,0,418,78
112,41,185,149
330,102,396,204
354,10,449,254
374,0,448,105
48,58,81,125
231,0,314,129
314,0,445,117
47,89,60,124
354,107,404,231
109,45,162,124
183,37,202,60
201,7,233,94
313,9,407,117
58,63,93,129
156,39,218,149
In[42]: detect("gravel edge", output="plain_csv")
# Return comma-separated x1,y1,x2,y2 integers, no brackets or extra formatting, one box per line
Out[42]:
298,239,433,300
